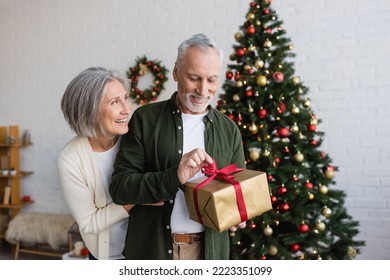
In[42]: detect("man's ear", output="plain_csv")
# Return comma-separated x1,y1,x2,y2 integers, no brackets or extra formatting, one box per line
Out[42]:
173,63,178,81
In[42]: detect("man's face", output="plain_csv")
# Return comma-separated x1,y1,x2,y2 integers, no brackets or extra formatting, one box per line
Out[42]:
173,46,221,114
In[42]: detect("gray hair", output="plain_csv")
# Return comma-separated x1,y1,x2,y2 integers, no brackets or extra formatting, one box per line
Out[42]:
176,33,223,68
61,67,129,138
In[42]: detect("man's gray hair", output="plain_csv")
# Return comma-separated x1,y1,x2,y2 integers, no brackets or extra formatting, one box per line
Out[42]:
176,33,223,67
61,67,129,138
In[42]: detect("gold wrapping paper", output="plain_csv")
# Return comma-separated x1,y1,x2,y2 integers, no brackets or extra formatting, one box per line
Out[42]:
184,169,272,232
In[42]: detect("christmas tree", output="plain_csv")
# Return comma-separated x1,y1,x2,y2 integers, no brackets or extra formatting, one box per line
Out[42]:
217,0,365,260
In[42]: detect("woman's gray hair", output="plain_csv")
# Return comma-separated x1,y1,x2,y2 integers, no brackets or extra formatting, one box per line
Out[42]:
61,67,129,138
176,33,223,68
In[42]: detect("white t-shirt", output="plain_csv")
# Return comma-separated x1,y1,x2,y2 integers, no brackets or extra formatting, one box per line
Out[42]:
171,112,207,233
93,139,128,259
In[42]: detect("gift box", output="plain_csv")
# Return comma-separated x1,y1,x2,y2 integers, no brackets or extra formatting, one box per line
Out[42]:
184,163,272,232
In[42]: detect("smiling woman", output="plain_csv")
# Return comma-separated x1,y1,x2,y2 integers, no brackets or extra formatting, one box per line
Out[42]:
57,67,134,260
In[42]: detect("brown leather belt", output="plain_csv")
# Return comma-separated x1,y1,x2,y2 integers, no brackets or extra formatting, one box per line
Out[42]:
172,232,204,244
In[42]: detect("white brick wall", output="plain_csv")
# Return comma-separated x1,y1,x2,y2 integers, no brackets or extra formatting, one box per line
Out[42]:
0,0,389,259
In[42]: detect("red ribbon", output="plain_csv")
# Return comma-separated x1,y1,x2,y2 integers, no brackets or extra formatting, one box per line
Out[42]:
192,159,248,226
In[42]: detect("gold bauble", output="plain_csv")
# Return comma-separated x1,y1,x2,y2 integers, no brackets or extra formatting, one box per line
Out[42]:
256,20,261,26
219,108,227,114
250,243,256,248
291,124,299,133
248,45,256,52
263,39,272,48
292,76,300,84
291,106,300,114
249,123,258,134
347,246,357,258
263,226,273,236
244,65,251,71
255,59,264,68
325,169,335,179
322,206,332,218
262,149,270,157
249,149,260,161
311,118,318,125
236,80,243,87
234,32,243,42
293,151,304,163
232,94,240,102
229,232,235,237
303,99,311,108
256,75,267,87
288,44,294,50
319,185,328,195
151,91,157,97
247,13,255,20
308,192,314,200
154,80,160,85
315,221,326,232
269,245,278,256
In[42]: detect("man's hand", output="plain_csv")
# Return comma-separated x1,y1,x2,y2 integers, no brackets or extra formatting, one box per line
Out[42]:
229,221,247,232
177,148,213,184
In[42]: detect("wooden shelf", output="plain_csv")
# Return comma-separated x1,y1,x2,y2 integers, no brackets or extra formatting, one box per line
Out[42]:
0,171,33,178
0,200,34,209
0,125,33,221
0,143,32,148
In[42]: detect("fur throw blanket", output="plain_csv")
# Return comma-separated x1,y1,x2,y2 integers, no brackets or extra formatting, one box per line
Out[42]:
6,213,75,250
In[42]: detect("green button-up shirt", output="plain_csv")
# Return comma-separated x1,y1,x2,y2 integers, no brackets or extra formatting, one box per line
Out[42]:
110,92,245,260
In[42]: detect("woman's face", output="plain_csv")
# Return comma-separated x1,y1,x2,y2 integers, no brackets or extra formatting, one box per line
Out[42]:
98,79,131,137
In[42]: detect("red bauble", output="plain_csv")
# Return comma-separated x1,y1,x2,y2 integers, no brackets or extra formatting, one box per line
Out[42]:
327,165,335,171
226,71,233,80
273,72,284,83
280,202,290,211
260,255,267,260
228,114,234,120
258,109,267,119
277,102,286,114
234,72,241,81
250,222,257,229
264,9,270,15
250,2,256,7
277,186,287,195
146,61,153,67
276,127,289,138
271,195,277,204
309,139,317,145
307,124,317,132
298,223,309,233
267,174,273,181
305,182,313,189
246,88,253,97
246,25,256,35
237,48,246,57
291,243,300,252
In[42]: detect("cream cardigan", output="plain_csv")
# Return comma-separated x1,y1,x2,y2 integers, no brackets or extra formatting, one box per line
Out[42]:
57,136,129,259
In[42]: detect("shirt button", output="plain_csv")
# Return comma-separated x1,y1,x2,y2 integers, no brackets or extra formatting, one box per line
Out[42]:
169,200,173,204
166,225,170,229
178,150,182,154
178,126,182,130
168,250,172,254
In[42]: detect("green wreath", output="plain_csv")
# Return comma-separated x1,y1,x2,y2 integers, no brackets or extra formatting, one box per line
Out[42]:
127,56,169,105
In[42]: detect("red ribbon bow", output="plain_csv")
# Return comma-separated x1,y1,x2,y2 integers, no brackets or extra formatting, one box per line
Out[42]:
193,159,248,226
